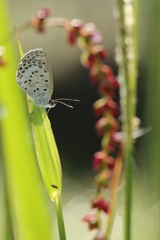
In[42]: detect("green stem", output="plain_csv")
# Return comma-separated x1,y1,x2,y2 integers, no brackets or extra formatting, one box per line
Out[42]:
54,193,66,240
114,1,139,240
124,135,133,240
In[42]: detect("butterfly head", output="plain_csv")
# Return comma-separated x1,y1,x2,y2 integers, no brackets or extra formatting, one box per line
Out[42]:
48,99,57,108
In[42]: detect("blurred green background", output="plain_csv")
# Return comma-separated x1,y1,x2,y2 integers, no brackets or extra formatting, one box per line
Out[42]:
0,0,160,239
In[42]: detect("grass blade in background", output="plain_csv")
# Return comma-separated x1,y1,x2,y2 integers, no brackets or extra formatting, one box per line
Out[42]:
15,13,66,240
0,0,55,239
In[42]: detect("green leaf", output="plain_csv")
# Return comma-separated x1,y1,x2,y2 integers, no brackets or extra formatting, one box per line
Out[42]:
28,102,62,199
0,1,56,239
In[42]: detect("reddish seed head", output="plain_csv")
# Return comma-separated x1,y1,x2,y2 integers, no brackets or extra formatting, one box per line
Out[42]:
94,117,112,136
94,170,112,188
66,30,77,46
89,67,100,84
98,82,115,97
30,7,51,33
100,64,113,78
90,31,103,44
93,98,120,118
107,133,118,153
82,214,98,230
80,23,96,37
92,197,110,214
37,8,51,19
99,49,108,59
108,75,119,89
88,54,96,67
107,156,115,170
92,151,106,170
71,18,84,30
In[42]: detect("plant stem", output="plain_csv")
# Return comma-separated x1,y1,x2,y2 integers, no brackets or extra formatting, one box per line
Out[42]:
54,193,66,240
114,0,138,239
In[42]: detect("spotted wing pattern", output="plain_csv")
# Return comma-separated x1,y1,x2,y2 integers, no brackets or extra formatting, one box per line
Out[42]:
16,48,53,107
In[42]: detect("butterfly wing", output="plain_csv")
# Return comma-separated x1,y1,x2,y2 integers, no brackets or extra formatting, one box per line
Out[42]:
16,49,53,107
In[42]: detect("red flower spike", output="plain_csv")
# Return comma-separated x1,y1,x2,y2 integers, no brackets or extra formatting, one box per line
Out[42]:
107,156,115,170
108,75,119,89
95,115,119,137
100,64,114,78
81,51,97,68
90,31,103,44
37,8,51,19
92,197,110,214
89,67,100,84
88,54,96,67
71,18,84,30
82,214,98,230
94,170,112,188
93,98,120,118
106,99,120,117
80,23,96,38
99,49,108,60
88,45,108,61
93,98,107,117
107,135,118,153
66,30,77,46
66,19,84,46
30,8,51,33
95,117,112,137
98,82,115,97
79,24,103,44
92,151,106,170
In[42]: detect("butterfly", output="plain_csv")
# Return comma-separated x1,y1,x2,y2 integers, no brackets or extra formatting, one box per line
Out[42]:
16,48,79,109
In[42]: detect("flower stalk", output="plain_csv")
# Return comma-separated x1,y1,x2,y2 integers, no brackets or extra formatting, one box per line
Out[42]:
114,1,139,239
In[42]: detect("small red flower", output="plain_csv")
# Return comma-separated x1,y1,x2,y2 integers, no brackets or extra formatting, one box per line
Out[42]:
93,98,120,118
94,117,112,136
65,19,84,46
71,19,84,29
88,53,96,66
89,67,100,84
80,23,96,37
108,75,119,89
82,214,98,230
92,196,110,214
66,30,77,46
100,64,113,78
92,151,106,170
90,31,103,45
98,82,115,97
30,7,51,33
107,156,115,170
94,170,112,188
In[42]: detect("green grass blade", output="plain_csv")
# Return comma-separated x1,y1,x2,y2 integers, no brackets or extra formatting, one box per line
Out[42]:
14,9,65,240
0,1,55,239
28,103,62,198
14,18,62,198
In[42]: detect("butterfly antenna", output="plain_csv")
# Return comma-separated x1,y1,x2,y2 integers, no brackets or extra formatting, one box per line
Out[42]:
55,98,79,102
54,100,73,108
54,98,79,108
